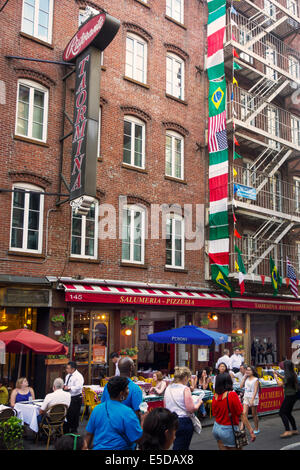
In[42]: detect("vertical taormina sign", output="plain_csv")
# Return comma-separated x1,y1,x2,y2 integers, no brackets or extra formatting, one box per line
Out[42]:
63,13,120,213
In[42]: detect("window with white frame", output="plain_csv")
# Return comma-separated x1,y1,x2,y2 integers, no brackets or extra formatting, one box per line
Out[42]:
239,27,254,64
21,0,54,43
264,0,276,19
123,116,145,168
289,55,300,80
122,205,145,264
297,243,300,273
125,33,147,84
166,0,184,24
267,107,280,150
166,53,184,100
166,214,184,268
242,232,258,274
294,177,300,213
291,116,300,147
287,0,298,16
165,130,184,180
10,183,44,253
265,45,278,80
71,202,98,258
240,91,255,125
15,79,48,142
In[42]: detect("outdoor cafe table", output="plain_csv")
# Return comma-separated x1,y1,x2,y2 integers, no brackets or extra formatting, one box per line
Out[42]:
14,401,42,433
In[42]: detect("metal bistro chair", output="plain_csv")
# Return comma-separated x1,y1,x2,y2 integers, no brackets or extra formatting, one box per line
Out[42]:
0,408,16,422
81,388,100,422
205,382,214,419
36,404,68,450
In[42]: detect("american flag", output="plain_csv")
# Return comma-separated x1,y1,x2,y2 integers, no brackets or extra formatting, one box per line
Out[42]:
287,257,298,298
208,110,228,153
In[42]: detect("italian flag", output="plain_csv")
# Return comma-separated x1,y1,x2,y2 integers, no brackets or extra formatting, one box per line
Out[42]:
206,1,226,80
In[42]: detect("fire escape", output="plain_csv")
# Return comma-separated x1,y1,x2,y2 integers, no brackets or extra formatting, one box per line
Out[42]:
207,0,300,284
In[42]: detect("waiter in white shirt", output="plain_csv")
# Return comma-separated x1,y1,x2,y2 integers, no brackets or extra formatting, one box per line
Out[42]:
63,361,84,433
230,348,244,373
215,349,231,370
110,352,121,376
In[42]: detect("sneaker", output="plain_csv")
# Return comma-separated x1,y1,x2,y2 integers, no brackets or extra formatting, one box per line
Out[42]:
253,430,260,435
280,431,293,438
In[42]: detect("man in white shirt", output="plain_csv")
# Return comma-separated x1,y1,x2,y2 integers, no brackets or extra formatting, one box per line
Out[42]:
38,378,70,423
231,363,247,386
215,349,231,370
63,361,84,433
110,352,121,376
230,348,244,373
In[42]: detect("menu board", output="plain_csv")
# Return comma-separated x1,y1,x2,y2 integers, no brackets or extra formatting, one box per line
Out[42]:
93,345,107,363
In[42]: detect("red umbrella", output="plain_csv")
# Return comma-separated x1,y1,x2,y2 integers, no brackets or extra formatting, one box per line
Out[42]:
0,328,68,355
0,328,68,378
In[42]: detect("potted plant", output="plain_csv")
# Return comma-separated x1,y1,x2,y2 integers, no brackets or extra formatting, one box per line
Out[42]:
120,347,138,360
45,355,69,365
120,316,138,327
200,316,210,327
58,332,71,346
0,416,24,450
50,313,65,328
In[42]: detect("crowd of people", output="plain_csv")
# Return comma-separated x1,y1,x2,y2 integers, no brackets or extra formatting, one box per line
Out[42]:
0,348,299,451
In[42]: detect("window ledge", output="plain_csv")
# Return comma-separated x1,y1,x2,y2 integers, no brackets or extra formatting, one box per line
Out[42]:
19,31,54,49
120,262,148,269
134,0,151,8
122,163,147,174
69,257,100,264
14,134,49,147
7,250,45,259
165,94,187,105
123,76,150,90
164,175,187,184
165,15,187,30
164,266,188,273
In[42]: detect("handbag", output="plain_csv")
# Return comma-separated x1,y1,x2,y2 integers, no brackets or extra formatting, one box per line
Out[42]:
169,387,202,435
226,392,248,449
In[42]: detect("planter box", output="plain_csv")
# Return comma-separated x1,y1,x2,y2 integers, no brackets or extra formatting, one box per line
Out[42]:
120,355,137,360
45,358,69,365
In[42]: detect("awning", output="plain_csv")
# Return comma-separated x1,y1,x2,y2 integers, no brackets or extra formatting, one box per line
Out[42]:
62,284,230,308
232,296,300,312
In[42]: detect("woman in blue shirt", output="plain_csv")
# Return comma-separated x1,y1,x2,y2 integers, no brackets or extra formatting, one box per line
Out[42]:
83,376,143,450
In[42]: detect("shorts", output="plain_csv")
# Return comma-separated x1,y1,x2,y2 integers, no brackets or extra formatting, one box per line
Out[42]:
243,395,259,407
212,421,238,447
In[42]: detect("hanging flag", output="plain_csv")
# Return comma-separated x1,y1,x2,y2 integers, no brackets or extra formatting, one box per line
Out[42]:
233,48,239,58
238,272,245,295
207,5,226,57
233,61,243,71
234,228,242,239
234,151,242,160
208,78,226,116
211,264,235,296
208,110,228,153
270,256,281,296
287,257,299,298
233,76,238,86
208,0,226,14
234,136,240,146
235,245,246,274
261,275,265,286
232,32,237,41
207,50,225,80
286,278,290,287
233,167,237,177
233,211,237,223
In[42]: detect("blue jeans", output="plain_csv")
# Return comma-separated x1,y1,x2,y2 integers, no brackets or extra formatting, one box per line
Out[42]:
173,417,194,450
212,421,238,447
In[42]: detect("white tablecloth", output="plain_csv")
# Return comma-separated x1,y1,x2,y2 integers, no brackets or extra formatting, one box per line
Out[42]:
14,403,40,433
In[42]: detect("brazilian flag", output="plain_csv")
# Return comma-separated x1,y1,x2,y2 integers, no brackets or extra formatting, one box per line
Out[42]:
270,256,282,296
211,265,236,297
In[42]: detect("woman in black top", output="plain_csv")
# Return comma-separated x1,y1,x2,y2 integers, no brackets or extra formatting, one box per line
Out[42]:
274,360,299,438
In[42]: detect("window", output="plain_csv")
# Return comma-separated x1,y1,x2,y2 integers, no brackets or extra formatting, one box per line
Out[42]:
267,107,280,150
21,0,54,43
242,160,256,187
71,202,98,258
122,205,145,264
166,214,184,268
10,183,44,253
239,27,254,64
166,0,184,24
240,91,255,125
265,45,278,80
289,55,300,80
165,131,184,179
166,53,184,100
271,172,282,212
123,116,145,168
294,178,300,213
297,243,300,273
264,0,276,19
291,116,300,147
125,33,147,84
242,233,258,274
287,0,298,16
15,80,48,142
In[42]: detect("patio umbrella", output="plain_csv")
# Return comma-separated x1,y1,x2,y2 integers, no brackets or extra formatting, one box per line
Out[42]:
290,334,300,343
148,324,228,345
0,328,68,378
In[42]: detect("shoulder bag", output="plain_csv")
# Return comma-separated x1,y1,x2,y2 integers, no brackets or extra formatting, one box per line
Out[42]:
169,386,202,435
226,391,248,449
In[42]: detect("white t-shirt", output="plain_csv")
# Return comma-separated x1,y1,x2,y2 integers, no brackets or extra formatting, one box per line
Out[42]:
230,354,243,370
115,360,120,376
41,389,71,413
244,377,259,399
164,383,189,418
216,355,231,369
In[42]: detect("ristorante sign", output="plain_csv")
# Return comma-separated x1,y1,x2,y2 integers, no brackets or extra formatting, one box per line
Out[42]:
64,13,120,203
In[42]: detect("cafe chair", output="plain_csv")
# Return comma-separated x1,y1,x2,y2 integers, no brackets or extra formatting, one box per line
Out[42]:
256,367,263,378
81,388,100,422
100,378,108,387
36,404,68,450
138,376,146,382
205,382,214,418
0,408,16,422
262,375,273,381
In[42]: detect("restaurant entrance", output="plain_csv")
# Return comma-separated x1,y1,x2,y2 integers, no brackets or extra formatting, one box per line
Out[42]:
250,314,279,366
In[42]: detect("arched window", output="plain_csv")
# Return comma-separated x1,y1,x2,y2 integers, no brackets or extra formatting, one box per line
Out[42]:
121,204,146,264
123,115,146,169
166,52,185,100
165,214,184,268
10,183,44,253
71,200,99,259
15,79,49,142
165,130,184,180
125,32,148,84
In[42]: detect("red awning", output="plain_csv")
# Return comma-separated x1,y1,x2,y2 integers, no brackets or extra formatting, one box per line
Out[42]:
232,296,300,312
62,284,230,308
